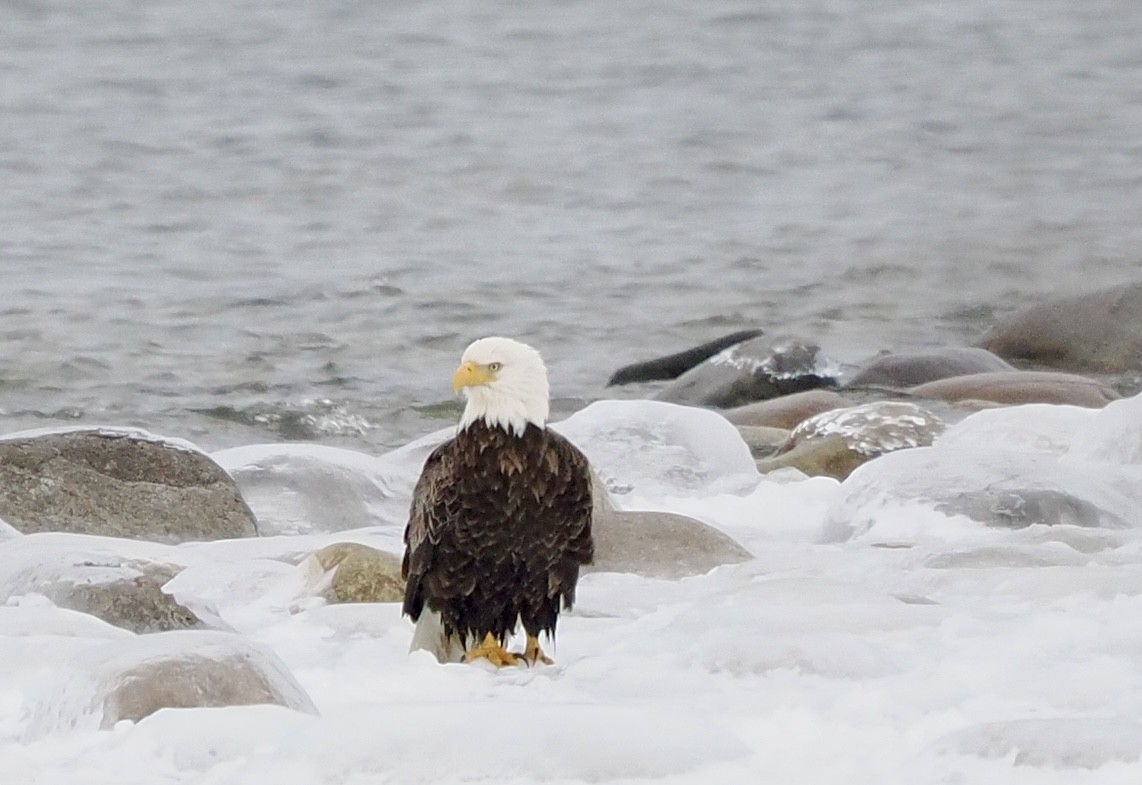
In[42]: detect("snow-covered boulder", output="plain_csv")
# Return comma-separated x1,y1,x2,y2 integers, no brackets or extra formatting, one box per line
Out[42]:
760,401,944,480
0,533,205,633
824,446,1141,541
213,443,409,535
553,400,759,499
24,630,317,737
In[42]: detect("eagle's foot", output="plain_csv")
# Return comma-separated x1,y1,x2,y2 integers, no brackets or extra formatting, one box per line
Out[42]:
517,634,554,666
464,633,519,667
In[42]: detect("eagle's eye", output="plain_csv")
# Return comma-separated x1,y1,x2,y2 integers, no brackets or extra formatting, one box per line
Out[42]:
487,362,503,372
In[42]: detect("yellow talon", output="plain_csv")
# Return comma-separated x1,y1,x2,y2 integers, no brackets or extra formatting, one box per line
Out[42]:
519,634,554,666
464,633,520,667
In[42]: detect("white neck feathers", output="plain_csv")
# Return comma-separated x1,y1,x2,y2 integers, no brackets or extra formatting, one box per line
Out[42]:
458,381,549,436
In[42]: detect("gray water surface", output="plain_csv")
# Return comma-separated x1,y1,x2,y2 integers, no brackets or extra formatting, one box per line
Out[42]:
2,0,1141,449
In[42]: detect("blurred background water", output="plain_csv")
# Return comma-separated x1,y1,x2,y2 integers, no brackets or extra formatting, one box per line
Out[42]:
2,0,1140,450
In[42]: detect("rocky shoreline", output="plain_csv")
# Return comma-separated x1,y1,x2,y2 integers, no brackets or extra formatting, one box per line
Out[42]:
1,280,1141,729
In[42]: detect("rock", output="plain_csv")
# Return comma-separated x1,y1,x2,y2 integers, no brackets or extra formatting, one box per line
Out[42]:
25,630,318,736
721,389,848,430
908,371,1119,408
735,426,790,458
607,329,764,385
589,508,752,579
0,534,204,633
212,443,407,536
759,401,945,481
654,338,837,408
979,281,1142,373
588,471,751,578
0,518,21,540
846,347,1014,388
0,428,258,543
552,400,758,499
311,542,404,604
822,446,1139,541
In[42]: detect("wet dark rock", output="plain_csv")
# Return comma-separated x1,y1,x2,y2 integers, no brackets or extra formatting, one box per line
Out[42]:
847,347,1014,388
654,337,837,408
0,428,258,543
979,281,1142,373
607,329,764,386
908,371,1119,408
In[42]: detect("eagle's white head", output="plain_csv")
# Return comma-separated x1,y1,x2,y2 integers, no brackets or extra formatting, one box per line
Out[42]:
453,336,550,435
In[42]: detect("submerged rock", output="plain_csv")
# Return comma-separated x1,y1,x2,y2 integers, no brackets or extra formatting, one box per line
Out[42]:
0,428,258,543
0,534,203,633
310,542,404,604
979,281,1142,373
654,337,837,408
908,371,1119,408
25,630,318,736
721,389,848,430
759,401,945,481
846,347,1014,388
607,329,764,385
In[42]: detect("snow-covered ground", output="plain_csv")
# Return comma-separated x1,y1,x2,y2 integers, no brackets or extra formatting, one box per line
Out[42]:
3,396,1142,783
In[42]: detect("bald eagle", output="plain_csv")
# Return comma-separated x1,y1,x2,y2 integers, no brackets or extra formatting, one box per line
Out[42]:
401,337,594,666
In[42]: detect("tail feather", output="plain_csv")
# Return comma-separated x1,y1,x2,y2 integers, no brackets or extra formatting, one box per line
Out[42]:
410,610,466,663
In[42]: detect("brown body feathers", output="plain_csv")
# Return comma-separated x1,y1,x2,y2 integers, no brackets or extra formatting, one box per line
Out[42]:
401,421,594,646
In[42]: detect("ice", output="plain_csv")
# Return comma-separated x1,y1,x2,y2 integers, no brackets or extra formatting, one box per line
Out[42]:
22,630,318,739
937,403,1095,455
212,443,411,535
935,718,1142,769
8,399,1142,783
824,445,1142,542
552,400,759,498
1068,393,1142,465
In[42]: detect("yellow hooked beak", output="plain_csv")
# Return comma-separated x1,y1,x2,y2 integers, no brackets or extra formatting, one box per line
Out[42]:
452,361,494,392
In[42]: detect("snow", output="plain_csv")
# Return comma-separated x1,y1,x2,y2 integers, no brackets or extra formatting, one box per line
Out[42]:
3,396,1142,783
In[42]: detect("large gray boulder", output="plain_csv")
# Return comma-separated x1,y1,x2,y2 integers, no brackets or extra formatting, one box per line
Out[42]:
908,371,1119,408
0,428,258,543
847,347,1014,388
979,281,1142,373
654,338,837,408
589,472,751,579
721,389,848,430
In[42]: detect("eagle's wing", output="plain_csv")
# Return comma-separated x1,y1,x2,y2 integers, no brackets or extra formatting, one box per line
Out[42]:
542,432,594,602
401,441,458,620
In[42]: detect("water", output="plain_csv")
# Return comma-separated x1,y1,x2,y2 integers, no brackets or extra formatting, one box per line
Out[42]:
3,0,1141,451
